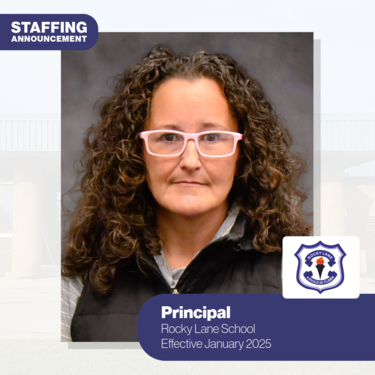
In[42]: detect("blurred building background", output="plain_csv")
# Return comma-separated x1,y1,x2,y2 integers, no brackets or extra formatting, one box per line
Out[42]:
0,114,60,278
318,114,375,289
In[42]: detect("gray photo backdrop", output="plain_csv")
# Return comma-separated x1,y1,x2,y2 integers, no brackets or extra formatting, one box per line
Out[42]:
61,33,313,256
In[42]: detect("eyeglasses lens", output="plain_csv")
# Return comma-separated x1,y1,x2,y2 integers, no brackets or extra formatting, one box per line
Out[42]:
147,132,235,156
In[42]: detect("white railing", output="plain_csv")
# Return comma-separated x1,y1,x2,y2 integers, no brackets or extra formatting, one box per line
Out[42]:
319,114,375,151
0,114,60,152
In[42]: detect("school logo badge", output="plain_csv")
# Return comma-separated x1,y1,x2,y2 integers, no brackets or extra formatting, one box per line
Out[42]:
295,241,346,294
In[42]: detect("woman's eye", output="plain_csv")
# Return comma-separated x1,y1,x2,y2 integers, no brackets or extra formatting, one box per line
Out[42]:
202,133,220,142
160,133,178,142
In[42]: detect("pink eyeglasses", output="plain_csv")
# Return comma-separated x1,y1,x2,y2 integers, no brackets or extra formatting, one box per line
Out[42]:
139,130,243,157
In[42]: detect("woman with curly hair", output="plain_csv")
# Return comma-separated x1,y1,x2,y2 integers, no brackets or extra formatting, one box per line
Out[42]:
61,45,311,342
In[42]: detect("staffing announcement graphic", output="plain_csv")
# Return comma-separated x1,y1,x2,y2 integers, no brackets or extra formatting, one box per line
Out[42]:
0,14,98,50
295,241,346,294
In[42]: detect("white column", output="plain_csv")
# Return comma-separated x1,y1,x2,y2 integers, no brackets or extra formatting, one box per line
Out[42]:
11,164,42,277
320,182,346,236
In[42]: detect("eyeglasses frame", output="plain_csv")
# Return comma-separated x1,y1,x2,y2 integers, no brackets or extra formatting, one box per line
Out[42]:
139,130,243,158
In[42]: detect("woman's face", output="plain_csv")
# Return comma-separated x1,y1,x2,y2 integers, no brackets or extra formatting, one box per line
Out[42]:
143,78,240,217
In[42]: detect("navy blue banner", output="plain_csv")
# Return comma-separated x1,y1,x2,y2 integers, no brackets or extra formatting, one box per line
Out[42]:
0,14,98,50
138,294,375,360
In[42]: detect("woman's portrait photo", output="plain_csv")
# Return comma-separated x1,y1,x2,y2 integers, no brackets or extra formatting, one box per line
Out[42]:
61,33,313,342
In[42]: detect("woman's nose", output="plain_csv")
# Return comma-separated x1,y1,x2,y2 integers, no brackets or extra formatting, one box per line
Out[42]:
179,140,201,169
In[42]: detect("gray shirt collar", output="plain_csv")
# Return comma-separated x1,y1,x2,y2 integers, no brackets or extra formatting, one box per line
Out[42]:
153,204,240,288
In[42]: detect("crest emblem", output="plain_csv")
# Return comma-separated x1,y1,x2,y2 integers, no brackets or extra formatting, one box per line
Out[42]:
295,241,346,294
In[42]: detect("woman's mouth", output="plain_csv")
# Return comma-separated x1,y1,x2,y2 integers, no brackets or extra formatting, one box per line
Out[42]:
173,181,206,185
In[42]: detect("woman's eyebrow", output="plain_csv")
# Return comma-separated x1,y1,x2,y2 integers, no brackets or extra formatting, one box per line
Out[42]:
154,124,182,130
201,122,226,130
153,122,227,131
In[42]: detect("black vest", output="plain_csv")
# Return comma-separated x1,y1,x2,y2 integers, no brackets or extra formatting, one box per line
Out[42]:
71,216,282,341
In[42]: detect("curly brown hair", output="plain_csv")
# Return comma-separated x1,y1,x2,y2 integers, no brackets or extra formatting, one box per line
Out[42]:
62,45,311,294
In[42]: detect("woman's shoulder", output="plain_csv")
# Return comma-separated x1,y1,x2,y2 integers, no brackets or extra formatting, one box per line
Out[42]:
62,275,84,299
61,275,84,342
